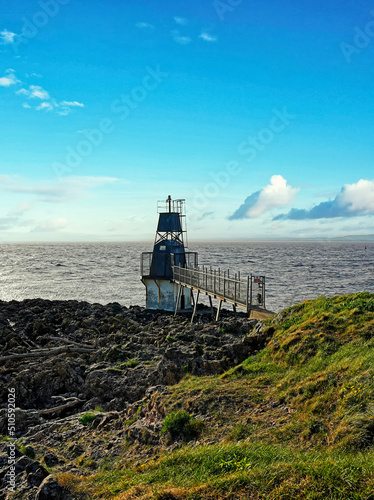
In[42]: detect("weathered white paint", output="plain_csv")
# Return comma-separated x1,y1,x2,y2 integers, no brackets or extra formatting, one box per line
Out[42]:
142,279,192,311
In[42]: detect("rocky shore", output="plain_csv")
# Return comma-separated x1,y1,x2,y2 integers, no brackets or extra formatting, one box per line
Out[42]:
0,299,270,499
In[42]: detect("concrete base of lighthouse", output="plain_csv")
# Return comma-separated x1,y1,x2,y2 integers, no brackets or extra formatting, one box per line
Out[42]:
142,279,192,312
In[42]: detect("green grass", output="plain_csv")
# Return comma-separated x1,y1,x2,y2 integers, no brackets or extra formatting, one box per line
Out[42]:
79,413,98,426
57,293,374,500
160,410,204,442
116,358,140,369
223,293,374,450
19,445,35,459
58,442,374,499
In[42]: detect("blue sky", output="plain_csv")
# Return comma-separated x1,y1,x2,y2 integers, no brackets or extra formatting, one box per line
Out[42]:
1,0,374,242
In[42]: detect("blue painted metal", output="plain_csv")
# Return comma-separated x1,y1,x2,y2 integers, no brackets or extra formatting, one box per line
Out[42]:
140,195,268,318
149,240,186,279
148,196,186,280
157,212,182,233
140,196,198,311
141,195,194,281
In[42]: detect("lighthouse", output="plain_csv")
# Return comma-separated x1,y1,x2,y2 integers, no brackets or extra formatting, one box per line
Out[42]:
141,196,198,311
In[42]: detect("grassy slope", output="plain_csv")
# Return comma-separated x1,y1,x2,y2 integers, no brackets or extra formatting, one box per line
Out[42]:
58,293,374,499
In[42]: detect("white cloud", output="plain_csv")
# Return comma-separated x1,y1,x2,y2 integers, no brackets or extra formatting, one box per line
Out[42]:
32,218,67,232
8,202,32,216
63,176,120,192
340,179,374,214
0,69,19,87
174,17,188,25
22,103,31,109
136,17,219,48
26,72,43,79
17,85,50,99
58,101,84,115
31,85,50,99
57,101,84,116
0,175,121,203
0,199,34,230
0,175,13,183
30,85,50,99
174,36,191,45
248,175,298,217
197,211,215,221
16,88,28,96
16,84,84,115
36,101,54,112
275,178,374,221
135,22,154,30
0,216,33,230
171,30,191,45
199,32,218,42
59,101,84,108
229,175,298,220
0,29,17,45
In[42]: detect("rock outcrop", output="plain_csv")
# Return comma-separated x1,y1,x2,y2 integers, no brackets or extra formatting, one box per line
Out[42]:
0,298,271,498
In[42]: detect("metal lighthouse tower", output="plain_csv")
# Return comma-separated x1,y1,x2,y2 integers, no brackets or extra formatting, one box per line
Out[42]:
141,195,268,319
140,196,198,311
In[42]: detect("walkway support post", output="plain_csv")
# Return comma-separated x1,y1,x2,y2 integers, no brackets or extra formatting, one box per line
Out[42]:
174,285,183,317
209,295,214,319
246,276,250,314
171,264,267,320
216,299,223,321
191,290,200,323
250,274,253,308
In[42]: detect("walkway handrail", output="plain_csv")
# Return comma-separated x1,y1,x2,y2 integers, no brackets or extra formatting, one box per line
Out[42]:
172,265,266,311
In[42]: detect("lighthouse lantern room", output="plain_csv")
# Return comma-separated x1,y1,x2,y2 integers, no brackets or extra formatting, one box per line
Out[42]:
141,196,198,311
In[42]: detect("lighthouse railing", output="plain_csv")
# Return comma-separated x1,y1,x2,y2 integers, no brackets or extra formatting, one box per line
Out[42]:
172,265,266,310
141,251,198,278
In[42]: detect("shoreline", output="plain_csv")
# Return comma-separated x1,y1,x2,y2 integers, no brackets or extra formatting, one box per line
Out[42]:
1,293,373,499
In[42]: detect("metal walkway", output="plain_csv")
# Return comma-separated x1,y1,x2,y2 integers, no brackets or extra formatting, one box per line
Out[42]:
172,265,266,321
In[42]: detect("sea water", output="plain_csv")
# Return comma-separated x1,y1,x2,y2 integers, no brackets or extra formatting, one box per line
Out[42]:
0,241,372,312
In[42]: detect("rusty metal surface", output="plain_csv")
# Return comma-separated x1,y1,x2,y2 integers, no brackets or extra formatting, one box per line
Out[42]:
142,278,192,312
